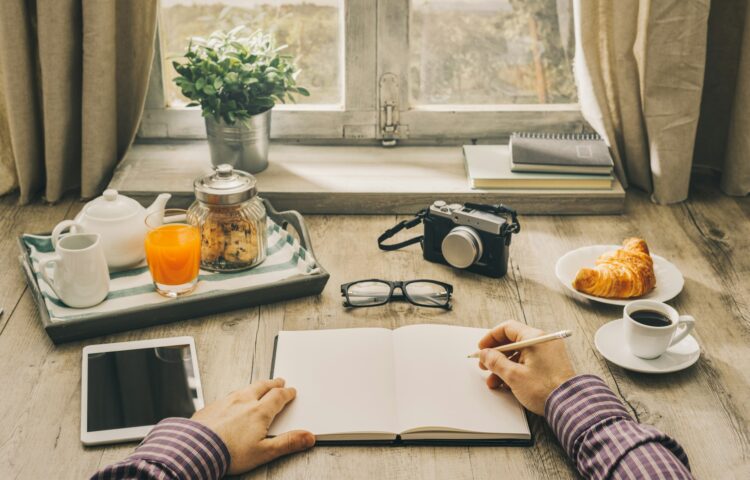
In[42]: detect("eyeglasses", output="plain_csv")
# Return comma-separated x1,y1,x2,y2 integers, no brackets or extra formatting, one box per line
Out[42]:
341,279,453,309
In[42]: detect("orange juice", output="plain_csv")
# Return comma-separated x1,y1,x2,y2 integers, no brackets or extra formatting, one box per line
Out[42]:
144,224,201,287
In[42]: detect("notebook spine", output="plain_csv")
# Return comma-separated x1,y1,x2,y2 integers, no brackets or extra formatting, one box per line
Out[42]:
511,132,601,141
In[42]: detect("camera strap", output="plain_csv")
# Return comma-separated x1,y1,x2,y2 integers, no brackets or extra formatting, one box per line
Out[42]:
377,209,427,251
464,203,521,236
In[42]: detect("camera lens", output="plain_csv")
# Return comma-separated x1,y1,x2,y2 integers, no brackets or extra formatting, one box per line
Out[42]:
441,226,483,269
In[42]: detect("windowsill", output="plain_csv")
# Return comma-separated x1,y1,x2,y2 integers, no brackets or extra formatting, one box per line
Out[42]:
109,141,625,214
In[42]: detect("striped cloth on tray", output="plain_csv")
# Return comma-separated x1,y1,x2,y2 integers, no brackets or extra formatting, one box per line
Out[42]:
22,218,319,322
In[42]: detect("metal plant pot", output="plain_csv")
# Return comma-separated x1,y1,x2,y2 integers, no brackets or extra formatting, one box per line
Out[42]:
205,109,271,173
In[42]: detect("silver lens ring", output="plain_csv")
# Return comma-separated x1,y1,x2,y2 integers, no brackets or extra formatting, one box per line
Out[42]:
441,226,483,269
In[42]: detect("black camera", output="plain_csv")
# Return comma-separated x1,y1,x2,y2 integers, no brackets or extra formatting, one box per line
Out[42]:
378,201,520,278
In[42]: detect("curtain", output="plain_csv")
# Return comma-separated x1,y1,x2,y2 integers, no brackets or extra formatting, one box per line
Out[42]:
694,0,750,196
722,3,750,195
0,0,157,205
574,0,750,203
0,58,16,195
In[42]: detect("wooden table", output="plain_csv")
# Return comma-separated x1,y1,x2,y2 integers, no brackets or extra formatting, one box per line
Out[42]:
1,179,747,478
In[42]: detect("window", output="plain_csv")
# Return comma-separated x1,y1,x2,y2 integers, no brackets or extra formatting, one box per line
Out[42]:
160,0,342,106
409,0,576,105
140,0,583,143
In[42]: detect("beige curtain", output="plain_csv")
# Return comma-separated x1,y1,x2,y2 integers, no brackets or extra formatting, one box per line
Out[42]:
694,0,750,196
722,3,750,195
0,0,157,205
0,58,16,195
574,0,750,203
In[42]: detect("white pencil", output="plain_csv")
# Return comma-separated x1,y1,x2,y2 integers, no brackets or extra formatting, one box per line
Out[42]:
466,330,573,358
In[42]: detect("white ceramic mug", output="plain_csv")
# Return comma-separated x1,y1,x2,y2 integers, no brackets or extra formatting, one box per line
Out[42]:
623,300,695,359
39,233,110,308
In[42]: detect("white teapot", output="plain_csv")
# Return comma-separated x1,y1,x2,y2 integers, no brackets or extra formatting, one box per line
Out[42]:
52,189,171,270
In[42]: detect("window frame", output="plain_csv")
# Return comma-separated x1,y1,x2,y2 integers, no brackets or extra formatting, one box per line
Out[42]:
139,0,586,144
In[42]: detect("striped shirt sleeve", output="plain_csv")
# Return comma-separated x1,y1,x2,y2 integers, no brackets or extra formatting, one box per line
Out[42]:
545,374,693,480
90,417,231,480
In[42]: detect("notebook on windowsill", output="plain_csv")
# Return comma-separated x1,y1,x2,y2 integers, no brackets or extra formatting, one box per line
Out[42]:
267,324,532,445
463,144,614,190
510,132,614,175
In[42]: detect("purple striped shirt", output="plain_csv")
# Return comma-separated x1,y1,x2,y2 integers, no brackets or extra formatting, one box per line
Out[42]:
545,375,692,479
93,375,692,479
92,417,229,480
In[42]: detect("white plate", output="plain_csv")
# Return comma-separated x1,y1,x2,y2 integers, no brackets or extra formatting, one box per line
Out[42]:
555,245,684,306
595,318,700,373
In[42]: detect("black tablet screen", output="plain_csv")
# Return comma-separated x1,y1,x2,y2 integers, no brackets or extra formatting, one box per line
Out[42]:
86,345,199,432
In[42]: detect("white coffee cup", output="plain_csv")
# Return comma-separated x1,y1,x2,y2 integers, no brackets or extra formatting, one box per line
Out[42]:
623,300,695,359
39,233,110,308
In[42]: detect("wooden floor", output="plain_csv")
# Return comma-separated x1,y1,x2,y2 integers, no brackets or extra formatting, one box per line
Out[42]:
0,178,747,479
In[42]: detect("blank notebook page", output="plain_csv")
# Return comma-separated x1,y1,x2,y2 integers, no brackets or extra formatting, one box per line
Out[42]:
393,324,529,436
268,328,398,436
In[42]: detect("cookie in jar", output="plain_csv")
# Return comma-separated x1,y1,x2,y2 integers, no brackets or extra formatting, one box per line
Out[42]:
187,164,267,272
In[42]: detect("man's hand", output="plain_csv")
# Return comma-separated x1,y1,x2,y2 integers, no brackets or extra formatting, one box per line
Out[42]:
191,378,315,475
478,320,576,415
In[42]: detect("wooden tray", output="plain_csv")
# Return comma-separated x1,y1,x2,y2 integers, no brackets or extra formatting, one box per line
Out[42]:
17,199,329,344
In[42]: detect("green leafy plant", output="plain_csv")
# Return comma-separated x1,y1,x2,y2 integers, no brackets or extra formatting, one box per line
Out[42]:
172,25,309,125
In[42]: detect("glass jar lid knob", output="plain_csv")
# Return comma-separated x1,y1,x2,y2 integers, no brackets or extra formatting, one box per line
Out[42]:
216,164,234,178
194,164,258,205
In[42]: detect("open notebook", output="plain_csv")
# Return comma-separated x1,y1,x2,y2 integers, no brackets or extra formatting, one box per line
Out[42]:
268,324,531,445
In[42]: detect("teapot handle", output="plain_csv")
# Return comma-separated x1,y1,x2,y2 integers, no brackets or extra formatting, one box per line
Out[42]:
52,220,83,248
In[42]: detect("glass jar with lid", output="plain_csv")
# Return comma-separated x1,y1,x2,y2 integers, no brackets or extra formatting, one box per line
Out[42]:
187,164,267,272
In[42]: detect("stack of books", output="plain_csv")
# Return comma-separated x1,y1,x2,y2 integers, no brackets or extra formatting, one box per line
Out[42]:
463,133,615,190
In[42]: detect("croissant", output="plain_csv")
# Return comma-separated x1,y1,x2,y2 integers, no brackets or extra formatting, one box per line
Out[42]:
573,238,656,299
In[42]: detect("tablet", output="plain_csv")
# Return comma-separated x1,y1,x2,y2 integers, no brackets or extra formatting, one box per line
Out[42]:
81,336,205,446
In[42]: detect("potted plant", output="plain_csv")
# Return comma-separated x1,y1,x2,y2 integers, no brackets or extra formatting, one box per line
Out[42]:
173,26,309,173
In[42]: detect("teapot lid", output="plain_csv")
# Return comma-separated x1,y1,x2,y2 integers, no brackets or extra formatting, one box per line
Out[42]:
84,189,143,220
194,164,258,205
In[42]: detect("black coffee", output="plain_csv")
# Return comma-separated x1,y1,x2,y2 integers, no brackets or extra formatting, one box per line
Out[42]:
630,310,672,327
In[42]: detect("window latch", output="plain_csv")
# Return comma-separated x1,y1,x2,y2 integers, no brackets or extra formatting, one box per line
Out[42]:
379,73,408,147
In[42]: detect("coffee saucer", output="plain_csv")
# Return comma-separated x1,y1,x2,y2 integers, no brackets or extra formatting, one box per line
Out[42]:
594,319,700,373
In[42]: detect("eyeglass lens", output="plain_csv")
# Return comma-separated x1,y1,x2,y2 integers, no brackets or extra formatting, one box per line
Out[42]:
404,281,450,307
346,281,391,306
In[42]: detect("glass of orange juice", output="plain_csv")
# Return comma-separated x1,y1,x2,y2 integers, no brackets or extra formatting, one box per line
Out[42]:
145,209,201,298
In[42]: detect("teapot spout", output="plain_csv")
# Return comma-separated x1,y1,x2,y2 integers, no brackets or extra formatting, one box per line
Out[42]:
145,193,172,218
